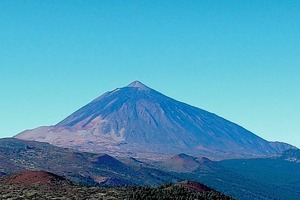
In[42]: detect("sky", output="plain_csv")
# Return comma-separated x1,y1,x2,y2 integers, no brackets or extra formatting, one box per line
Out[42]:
0,0,299,148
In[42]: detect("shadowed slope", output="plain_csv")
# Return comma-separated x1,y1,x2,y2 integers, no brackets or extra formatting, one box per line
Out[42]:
0,138,178,186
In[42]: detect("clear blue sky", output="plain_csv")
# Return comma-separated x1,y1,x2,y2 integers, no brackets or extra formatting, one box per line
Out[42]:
1,1,299,148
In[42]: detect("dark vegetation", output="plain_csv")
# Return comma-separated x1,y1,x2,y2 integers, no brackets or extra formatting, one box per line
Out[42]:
218,152,300,200
127,181,233,200
0,171,233,200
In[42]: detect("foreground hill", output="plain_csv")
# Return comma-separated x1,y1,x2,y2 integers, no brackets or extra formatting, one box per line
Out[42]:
0,171,233,200
15,81,294,160
0,170,71,187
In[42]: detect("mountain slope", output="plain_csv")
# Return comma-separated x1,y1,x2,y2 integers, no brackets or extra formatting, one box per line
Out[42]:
15,81,294,159
0,138,178,186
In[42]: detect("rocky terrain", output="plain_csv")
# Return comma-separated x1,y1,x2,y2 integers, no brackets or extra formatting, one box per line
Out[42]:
0,171,233,200
0,138,179,186
0,170,130,200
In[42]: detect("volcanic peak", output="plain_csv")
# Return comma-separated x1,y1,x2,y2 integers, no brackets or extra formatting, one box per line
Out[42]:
127,80,150,91
15,81,296,160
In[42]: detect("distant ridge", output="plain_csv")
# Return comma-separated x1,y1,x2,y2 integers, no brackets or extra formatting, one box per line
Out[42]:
161,153,221,172
15,81,295,160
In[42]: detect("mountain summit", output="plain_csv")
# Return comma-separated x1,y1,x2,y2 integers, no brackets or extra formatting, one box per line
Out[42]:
15,81,294,159
127,80,150,91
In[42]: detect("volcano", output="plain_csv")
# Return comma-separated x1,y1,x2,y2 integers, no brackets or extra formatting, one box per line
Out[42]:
15,81,294,160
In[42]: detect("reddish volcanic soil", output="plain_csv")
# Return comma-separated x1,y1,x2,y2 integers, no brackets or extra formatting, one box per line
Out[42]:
177,180,213,192
1,170,68,186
